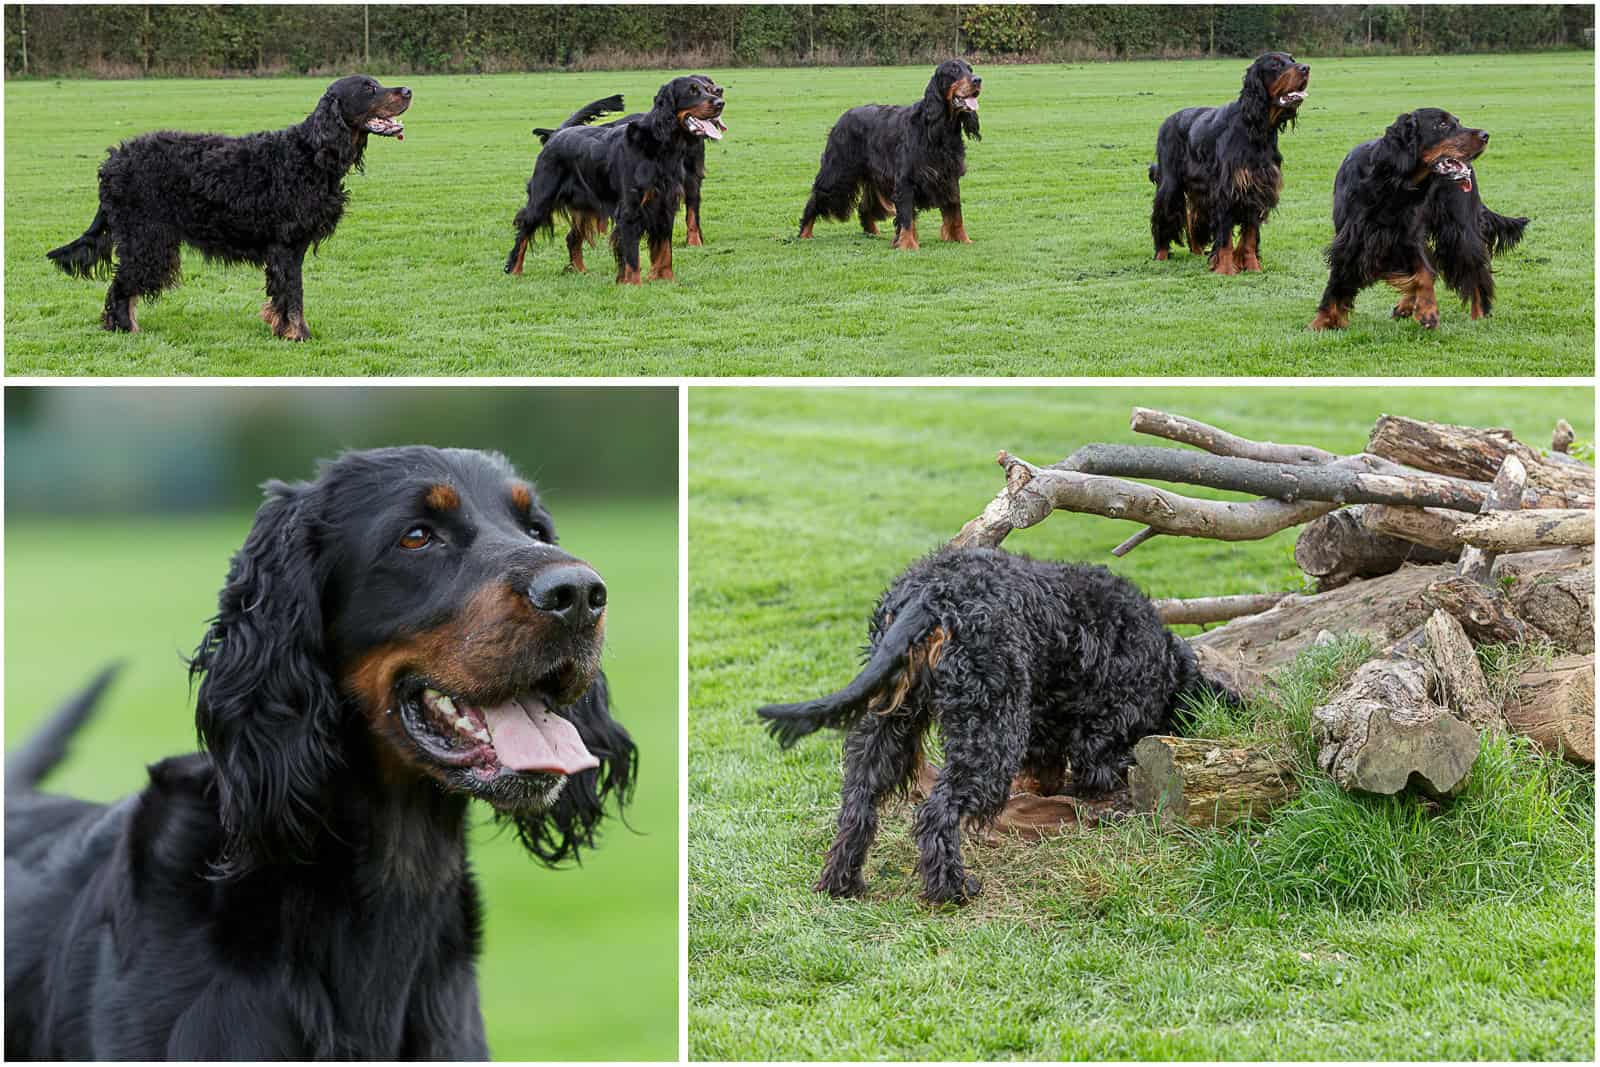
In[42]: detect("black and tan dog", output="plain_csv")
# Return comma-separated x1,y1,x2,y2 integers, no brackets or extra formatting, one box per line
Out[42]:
505,75,726,283
1149,52,1310,273
1310,108,1526,329
48,75,411,340
797,59,981,250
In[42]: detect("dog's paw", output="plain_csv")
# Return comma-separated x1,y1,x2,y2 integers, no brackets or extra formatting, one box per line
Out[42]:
922,874,980,906
814,873,866,898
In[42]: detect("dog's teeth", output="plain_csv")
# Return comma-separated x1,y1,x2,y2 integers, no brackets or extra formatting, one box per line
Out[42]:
435,694,457,716
472,728,491,743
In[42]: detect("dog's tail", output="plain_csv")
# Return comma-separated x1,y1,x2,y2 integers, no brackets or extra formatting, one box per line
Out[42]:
1480,206,1529,258
757,602,939,749
6,663,120,791
533,94,626,143
1147,161,1160,185
46,208,113,280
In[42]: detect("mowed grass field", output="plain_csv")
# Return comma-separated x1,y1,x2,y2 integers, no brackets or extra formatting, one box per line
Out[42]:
688,386,1595,1060
5,53,1593,376
4,499,679,1061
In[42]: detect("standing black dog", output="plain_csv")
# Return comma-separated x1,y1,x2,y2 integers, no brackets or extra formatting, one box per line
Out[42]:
798,59,981,250
47,75,410,341
1149,52,1310,273
1310,108,1525,330
5,447,635,1058
532,75,726,246
758,546,1229,905
504,76,726,283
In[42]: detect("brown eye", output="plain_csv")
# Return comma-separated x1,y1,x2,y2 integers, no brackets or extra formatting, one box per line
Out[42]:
399,526,433,550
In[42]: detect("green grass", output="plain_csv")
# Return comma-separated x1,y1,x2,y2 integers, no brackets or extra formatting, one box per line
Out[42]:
5,499,679,1061
688,386,1595,1060
6,54,1592,376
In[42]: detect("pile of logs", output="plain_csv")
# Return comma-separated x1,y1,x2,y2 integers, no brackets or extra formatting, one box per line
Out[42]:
954,408,1594,830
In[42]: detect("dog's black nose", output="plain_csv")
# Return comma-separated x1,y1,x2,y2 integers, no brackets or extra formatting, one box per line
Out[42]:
1296,64,1309,74
398,87,412,99
529,564,607,628
972,75,983,87
1479,130,1489,142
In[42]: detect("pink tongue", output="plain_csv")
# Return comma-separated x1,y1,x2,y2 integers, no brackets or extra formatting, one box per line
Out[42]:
481,698,600,775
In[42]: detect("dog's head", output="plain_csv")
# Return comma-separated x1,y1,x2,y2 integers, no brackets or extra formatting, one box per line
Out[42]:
640,74,726,145
924,58,981,139
1382,108,1489,192
306,75,412,173
191,446,634,876
1241,52,1309,131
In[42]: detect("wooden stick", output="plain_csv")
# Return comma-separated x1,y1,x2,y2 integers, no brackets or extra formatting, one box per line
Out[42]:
1368,414,1594,508
1152,592,1292,625
1362,504,1466,552
1458,455,1528,583
1454,508,1595,551
1128,407,1336,464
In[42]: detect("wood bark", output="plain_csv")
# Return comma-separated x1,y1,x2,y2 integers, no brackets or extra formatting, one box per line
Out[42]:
1127,407,1336,464
1419,575,1532,644
1362,504,1469,552
1457,455,1527,584
1128,736,1297,827
1454,508,1595,552
1367,415,1594,508
1422,609,1501,732
1294,506,1457,589
1504,654,1595,764
1495,546,1594,654
1153,592,1293,625
1311,657,1480,797
1552,419,1575,454
950,452,1336,550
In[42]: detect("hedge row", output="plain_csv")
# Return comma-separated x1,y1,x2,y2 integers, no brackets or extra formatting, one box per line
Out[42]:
6,4,1592,77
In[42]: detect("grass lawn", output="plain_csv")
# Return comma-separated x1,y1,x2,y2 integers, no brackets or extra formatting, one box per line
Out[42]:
5,54,1592,376
688,386,1595,1060
4,498,679,1061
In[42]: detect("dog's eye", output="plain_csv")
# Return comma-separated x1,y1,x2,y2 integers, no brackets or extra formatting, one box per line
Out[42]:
525,524,549,542
398,525,434,550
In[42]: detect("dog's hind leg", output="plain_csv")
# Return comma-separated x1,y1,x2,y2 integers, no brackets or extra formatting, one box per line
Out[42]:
101,226,179,333
815,715,924,898
1150,178,1186,260
913,692,1028,904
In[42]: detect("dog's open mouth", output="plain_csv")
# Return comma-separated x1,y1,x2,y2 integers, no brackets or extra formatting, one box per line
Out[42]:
397,666,598,781
955,92,980,114
364,116,405,140
1432,156,1473,192
1277,90,1307,108
682,114,727,140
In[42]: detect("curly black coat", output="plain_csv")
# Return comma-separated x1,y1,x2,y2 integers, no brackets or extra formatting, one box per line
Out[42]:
531,75,725,246
4,447,635,1058
504,75,726,283
46,75,411,341
758,546,1228,905
1310,108,1526,330
1148,52,1310,273
797,59,981,249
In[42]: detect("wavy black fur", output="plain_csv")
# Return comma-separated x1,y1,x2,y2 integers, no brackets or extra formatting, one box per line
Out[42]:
797,59,982,248
1149,52,1310,271
46,75,410,341
1311,108,1522,329
4,447,635,1058
504,75,725,281
757,546,1234,905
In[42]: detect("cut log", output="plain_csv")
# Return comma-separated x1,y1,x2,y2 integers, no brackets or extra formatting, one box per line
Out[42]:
1129,736,1297,827
1128,407,1336,465
1457,455,1528,584
1367,415,1594,509
1454,508,1595,552
1295,506,1457,589
1495,546,1595,654
1153,592,1294,625
1363,504,1470,552
1422,609,1501,732
1311,657,1480,797
1419,575,1532,644
1504,654,1595,764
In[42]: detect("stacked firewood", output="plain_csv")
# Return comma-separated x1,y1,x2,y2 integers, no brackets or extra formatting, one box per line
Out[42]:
954,408,1594,830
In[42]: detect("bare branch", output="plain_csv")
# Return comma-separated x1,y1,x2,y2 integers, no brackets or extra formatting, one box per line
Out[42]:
1128,407,1336,464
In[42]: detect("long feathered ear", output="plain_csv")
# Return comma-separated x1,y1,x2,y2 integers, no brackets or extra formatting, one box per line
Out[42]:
1239,62,1271,131
306,91,361,175
1379,112,1420,169
921,67,948,121
190,481,342,879
634,83,677,146
508,671,637,866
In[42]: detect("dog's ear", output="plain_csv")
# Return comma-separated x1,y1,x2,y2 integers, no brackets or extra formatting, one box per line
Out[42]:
921,64,951,116
635,82,678,145
1239,57,1272,129
191,481,342,879
507,671,636,866
1382,111,1420,158
306,90,363,174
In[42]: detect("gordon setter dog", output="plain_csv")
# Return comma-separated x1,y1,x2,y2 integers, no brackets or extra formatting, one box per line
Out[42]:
1310,108,1527,330
4,447,635,1059
531,75,726,247
504,75,726,283
1149,52,1310,273
758,546,1231,905
797,59,981,250
47,75,411,341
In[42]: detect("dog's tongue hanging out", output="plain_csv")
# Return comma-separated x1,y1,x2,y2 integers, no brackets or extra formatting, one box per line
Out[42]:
482,698,599,775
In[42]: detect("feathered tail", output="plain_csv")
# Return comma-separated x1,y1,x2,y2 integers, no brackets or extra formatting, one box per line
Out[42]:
532,94,626,143
6,664,120,791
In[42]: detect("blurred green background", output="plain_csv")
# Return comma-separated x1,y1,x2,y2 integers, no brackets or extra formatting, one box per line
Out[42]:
5,386,679,1061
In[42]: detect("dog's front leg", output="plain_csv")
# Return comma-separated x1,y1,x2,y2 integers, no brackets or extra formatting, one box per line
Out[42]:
891,170,920,250
612,205,645,285
261,245,311,341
